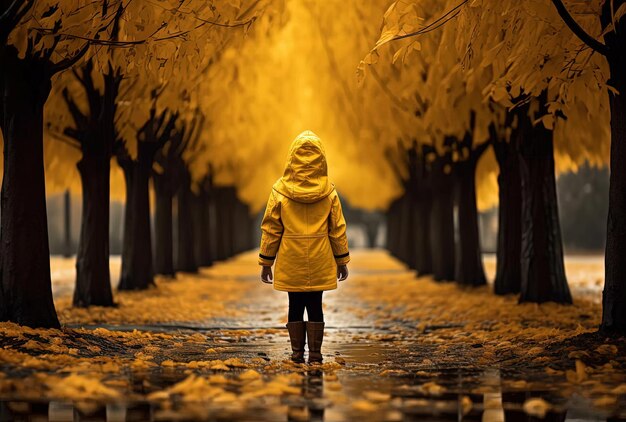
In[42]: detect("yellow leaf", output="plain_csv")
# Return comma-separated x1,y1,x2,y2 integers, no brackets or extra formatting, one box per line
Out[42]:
523,398,551,418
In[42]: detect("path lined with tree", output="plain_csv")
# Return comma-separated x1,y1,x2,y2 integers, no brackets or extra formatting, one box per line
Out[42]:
1,0,625,337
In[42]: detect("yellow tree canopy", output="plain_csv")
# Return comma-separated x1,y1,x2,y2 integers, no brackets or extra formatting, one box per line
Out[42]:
362,0,613,209
41,0,279,199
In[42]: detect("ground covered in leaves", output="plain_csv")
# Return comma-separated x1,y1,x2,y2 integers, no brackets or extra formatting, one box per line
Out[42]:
1,250,624,421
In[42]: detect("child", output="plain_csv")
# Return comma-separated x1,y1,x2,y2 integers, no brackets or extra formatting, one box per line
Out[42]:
258,130,350,363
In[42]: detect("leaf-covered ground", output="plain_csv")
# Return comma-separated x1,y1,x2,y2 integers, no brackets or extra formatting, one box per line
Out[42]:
1,250,624,421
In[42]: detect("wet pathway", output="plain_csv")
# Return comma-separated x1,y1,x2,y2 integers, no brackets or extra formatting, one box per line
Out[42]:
2,250,621,421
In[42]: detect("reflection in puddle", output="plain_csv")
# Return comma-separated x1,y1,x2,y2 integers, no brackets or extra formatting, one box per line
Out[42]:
0,366,618,421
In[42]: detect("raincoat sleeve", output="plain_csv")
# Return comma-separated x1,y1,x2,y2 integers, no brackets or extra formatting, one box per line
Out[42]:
328,193,350,265
258,190,283,266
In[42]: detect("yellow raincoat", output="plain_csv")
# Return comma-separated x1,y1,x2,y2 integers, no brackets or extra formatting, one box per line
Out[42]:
258,131,350,292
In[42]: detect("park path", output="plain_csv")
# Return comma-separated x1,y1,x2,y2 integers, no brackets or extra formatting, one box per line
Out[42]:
1,250,619,421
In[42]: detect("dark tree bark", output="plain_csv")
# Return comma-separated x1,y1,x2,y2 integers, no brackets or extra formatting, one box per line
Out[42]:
0,46,59,328
412,148,433,275
118,151,155,290
153,173,175,277
517,100,572,304
601,1,626,332
176,166,198,273
234,199,253,254
73,155,114,306
63,190,72,258
214,187,225,260
454,134,489,287
385,198,401,257
397,191,414,266
224,188,237,258
62,61,120,307
493,125,523,295
192,186,213,267
384,149,407,259
429,150,456,282
118,154,135,288
152,125,187,277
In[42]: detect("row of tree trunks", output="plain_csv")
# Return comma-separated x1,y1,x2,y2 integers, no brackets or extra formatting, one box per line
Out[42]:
387,111,571,305
210,186,256,261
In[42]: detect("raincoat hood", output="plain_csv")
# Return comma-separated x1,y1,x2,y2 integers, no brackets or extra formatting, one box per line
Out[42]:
273,130,334,203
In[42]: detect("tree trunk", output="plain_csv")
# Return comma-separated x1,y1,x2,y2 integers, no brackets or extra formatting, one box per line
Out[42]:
601,5,626,332
194,189,213,267
0,48,59,328
493,138,522,295
413,193,433,275
454,157,487,286
386,199,401,257
233,198,251,255
385,204,393,254
412,153,432,275
517,107,572,304
63,190,72,258
73,155,114,306
118,156,154,290
224,188,237,257
153,174,175,277
429,157,455,282
119,163,134,286
364,220,379,248
176,168,198,273
214,187,235,260
397,192,414,266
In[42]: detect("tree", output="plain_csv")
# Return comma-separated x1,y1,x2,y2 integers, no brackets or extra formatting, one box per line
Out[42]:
174,117,203,273
1,1,98,327
61,59,121,306
492,119,522,295
453,127,490,287
428,146,456,281
516,98,571,304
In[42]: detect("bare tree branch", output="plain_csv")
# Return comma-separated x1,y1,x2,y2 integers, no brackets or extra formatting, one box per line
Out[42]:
49,42,89,75
550,0,610,56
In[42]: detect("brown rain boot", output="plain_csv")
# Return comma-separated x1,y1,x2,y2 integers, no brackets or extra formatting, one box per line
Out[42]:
306,322,325,363
286,321,306,363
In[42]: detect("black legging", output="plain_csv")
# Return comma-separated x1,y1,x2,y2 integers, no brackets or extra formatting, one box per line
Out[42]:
288,291,324,322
